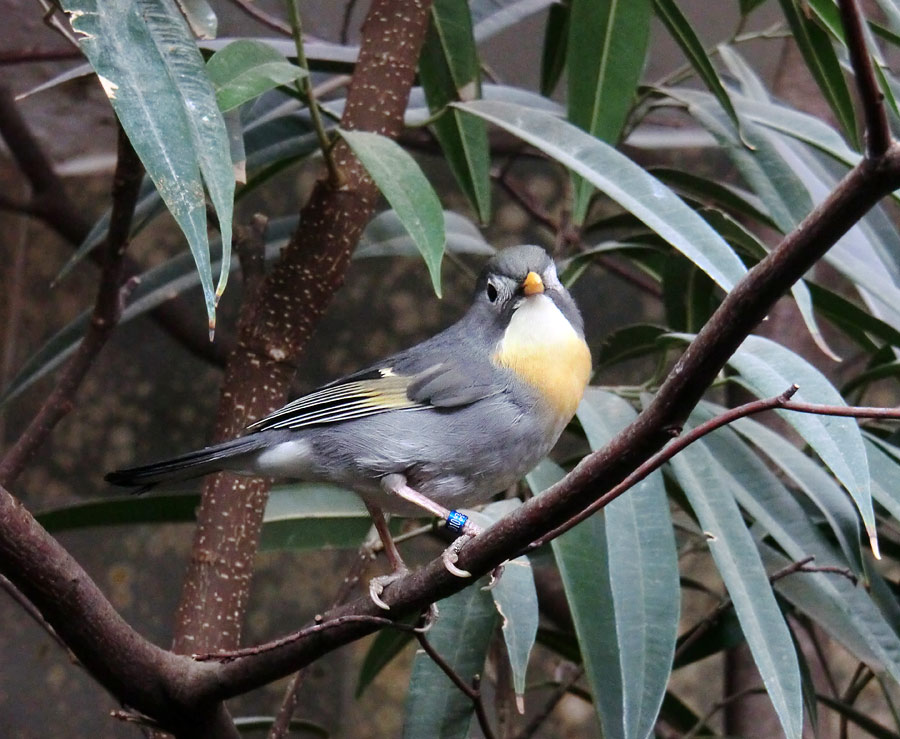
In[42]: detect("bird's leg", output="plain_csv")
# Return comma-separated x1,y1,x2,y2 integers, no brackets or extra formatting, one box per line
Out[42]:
381,473,482,578
364,501,407,610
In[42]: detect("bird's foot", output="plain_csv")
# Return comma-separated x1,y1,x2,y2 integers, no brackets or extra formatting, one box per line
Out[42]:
442,511,482,578
368,566,408,610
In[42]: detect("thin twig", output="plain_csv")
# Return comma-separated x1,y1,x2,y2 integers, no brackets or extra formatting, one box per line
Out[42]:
340,0,361,44
684,687,766,739
285,0,340,185
267,547,372,739
0,126,143,485
528,385,900,551
840,663,873,739
673,556,844,662
838,0,891,157
194,614,419,663
0,574,73,657
225,0,291,34
415,632,497,739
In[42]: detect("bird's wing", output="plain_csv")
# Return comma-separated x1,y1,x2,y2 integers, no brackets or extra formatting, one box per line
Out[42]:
246,360,504,432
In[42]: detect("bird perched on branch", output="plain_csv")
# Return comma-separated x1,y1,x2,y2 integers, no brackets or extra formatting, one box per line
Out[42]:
106,244,592,606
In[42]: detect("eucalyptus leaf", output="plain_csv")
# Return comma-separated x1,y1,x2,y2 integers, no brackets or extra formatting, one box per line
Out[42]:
339,129,446,296
206,39,306,112
669,436,803,739
456,100,746,292
567,0,651,223
61,0,235,326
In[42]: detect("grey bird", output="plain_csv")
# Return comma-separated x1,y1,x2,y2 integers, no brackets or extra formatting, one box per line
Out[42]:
106,244,592,605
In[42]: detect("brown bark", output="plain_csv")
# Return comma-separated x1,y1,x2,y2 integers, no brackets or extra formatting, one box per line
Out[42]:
172,0,435,655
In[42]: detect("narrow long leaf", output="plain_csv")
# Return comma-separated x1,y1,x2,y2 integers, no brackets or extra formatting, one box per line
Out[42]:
778,0,859,145
669,437,803,739
567,0,651,223
653,0,739,130
526,459,624,739
402,583,497,739
339,129,446,296
61,0,235,326
420,0,491,222
724,334,877,554
456,99,746,292
577,389,679,739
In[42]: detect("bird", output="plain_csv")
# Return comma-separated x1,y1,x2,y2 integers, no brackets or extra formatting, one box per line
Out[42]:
106,244,592,606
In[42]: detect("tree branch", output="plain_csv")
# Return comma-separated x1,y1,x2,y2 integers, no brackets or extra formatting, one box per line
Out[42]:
838,0,890,157
0,125,143,485
171,0,435,658
0,86,230,366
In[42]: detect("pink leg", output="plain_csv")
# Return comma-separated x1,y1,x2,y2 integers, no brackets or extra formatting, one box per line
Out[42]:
381,474,481,577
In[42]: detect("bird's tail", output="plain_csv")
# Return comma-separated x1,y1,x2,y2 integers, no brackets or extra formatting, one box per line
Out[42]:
105,435,270,489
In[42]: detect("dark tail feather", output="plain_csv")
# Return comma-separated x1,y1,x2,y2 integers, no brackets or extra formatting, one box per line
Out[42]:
105,435,270,489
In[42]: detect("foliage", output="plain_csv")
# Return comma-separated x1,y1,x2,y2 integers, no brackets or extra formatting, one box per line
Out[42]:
6,0,900,737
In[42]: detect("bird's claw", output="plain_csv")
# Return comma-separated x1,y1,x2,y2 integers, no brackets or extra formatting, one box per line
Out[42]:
442,533,475,578
368,567,408,610
414,603,440,632
482,562,506,590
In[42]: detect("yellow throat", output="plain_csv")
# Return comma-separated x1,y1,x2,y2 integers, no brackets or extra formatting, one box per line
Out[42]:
493,294,592,422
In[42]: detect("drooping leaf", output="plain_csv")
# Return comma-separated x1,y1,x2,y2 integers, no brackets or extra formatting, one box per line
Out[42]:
356,618,417,698
456,100,746,292
206,39,306,112
402,582,497,739
778,0,859,146
1,210,488,407
60,0,235,326
526,459,624,739
540,1,569,96
419,0,491,222
173,0,217,39
567,0,651,223
668,435,803,739
724,334,877,555
467,500,537,709
577,389,679,739
260,485,380,551
653,0,739,131
339,129,446,296
36,494,199,532
719,406,864,576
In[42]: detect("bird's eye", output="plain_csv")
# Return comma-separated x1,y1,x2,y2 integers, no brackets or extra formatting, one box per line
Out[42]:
486,282,498,303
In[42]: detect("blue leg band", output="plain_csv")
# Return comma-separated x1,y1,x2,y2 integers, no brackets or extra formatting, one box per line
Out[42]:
446,510,468,534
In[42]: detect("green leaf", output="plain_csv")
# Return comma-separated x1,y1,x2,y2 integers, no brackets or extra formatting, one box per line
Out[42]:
648,166,778,230
721,407,864,576
173,0,217,39
470,0,558,42
61,0,235,327
206,39,306,112
653,0,739,131
567,0,651,223
402,583,497,739
419,0,491,222
1,211,488,407
865,436,900,525
468,500,537,708
669,87,812,233
668,436,803,739
593,324,668,371
260,485,382,551
456,100,746,292
36,494,199,532
540,1,569,96
339,129,446,296
725,334,877,555
526,460,624,739
778,0,860,145
577,389,679,739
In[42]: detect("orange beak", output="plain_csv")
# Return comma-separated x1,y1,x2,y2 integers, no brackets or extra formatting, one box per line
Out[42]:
522,271,544,296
